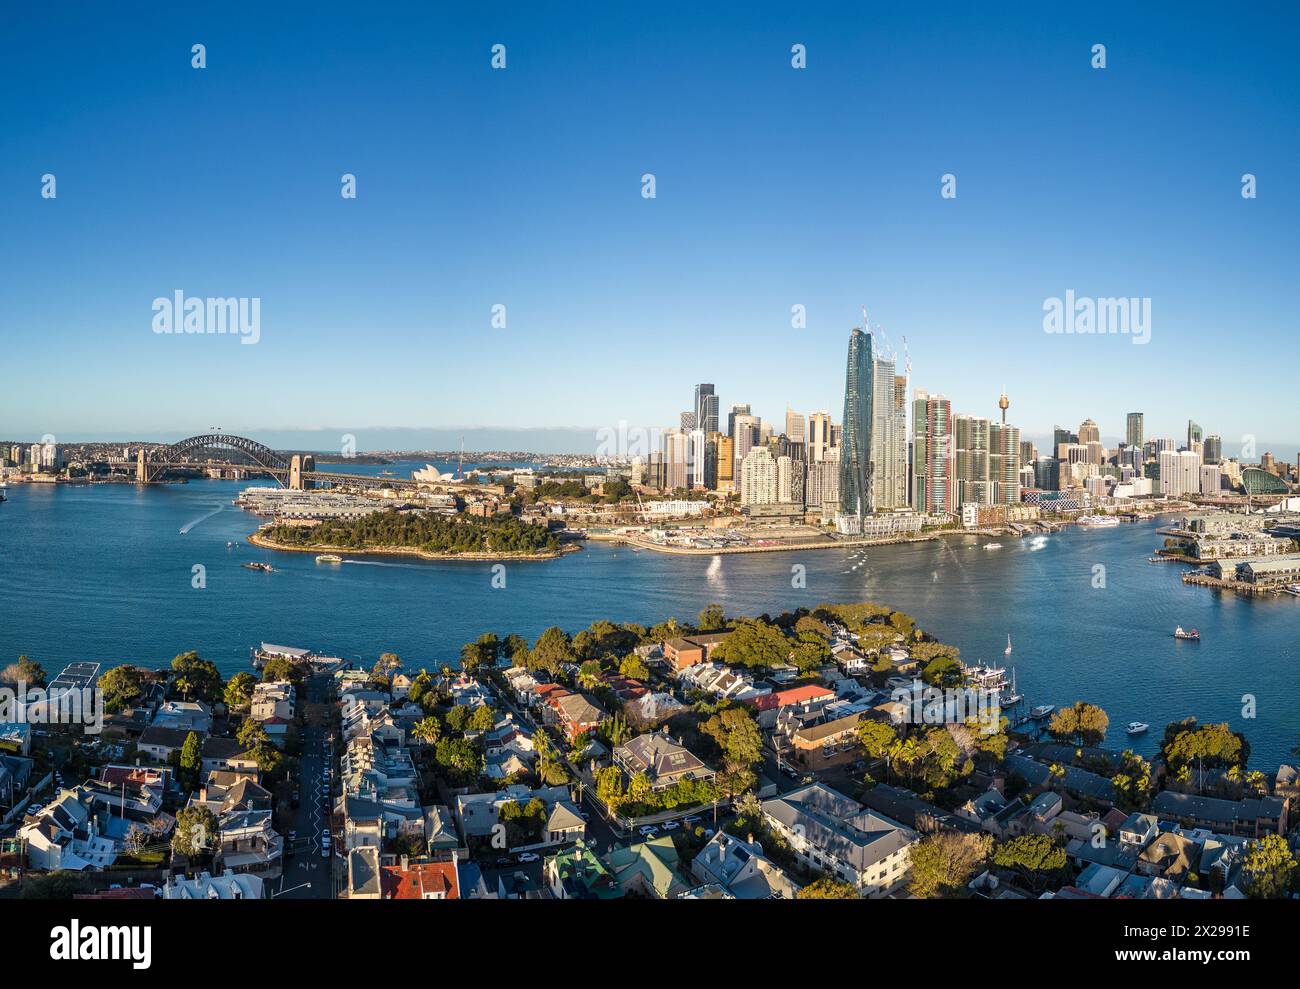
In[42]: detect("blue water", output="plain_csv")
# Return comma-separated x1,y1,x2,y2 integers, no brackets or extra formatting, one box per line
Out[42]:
4,477,1298,769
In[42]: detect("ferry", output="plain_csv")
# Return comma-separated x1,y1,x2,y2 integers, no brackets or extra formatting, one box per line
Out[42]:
242,562,274,573
315,554,343,564
1126,722,1150,735
1029,704,1055,720
1173,626,1200,641
1077,515,1121,528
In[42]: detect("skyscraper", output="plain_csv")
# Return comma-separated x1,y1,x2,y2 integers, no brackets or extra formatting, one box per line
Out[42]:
1187,419,1203,450
740,447,778,506
807,411,832,463
839,328,874,523
1126,412,1144,449
863,355,906,511
1204,434,1222,464
732,413,760,473
694,384,719,436
1078,418,1100,446
727,403,750,440
989,422,1021,504
784,408,806,447
954,414,992,506
911,390,953,514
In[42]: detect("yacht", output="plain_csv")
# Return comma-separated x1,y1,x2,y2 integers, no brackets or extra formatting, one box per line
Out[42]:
1004,668,1023,706
1126,722,1150,735
1029,704,1055,720
242,562,274,573
983,542,1003,550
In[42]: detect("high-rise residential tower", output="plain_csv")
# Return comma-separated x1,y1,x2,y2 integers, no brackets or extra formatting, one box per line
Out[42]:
839,327,874,523
911,390,954,514
954,414,992,506
807,411,832,463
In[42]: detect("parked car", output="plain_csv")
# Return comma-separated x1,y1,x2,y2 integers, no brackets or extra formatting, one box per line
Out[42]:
495,856,513,866
662,821,680,831
683,816,702,825
638,825,658,836
517,852,540,863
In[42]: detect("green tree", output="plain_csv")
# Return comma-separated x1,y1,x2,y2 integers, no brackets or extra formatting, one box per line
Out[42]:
172,805,218,861
908,831,993,899
467,705,497,731
170,651,223,703
0,655,47,688
528,627,576,674
1047,701,1110,746
920,655,963,688
798,877,859,899
857,719,899,762
619,654,650,680
711,619,789,670
697,604,727,631
594,765,625,814
991,834,1068,890
98,664,145,713
789,633,831,674
178,731,202,793
1241,834,1297,899
223,672,256,712
411,716,442,746
577,660,604,691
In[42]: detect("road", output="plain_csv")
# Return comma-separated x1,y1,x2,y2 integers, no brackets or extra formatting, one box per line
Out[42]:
273,673,335,899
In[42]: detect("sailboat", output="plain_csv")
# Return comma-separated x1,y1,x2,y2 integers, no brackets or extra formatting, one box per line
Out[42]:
1004,634,1012,657
1004,668,1023,706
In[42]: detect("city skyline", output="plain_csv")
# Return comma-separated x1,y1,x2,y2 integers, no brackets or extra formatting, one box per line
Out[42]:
3,5,1299,445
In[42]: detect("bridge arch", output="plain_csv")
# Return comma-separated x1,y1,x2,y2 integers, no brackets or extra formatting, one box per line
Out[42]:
137,433,289,483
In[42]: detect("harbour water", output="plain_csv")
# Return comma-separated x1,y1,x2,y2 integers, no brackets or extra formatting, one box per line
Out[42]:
4,474,1299,767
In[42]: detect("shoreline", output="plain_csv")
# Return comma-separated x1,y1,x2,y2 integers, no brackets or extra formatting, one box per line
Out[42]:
247,530,580,563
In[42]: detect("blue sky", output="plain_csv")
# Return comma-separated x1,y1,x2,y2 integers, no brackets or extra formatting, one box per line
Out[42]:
2,2,1297,456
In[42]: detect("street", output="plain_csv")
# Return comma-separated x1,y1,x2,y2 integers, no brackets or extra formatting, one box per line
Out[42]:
274,673,335,899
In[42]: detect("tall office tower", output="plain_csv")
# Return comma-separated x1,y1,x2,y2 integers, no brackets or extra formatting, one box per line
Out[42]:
785,408,807,447
759,420,773,446
1199,462,1222,495
1155,437,1176,454
693,384,719,437
712,434,734,493
1158,449,1200,497
954,414,992,506
662,428,690,491
732,413,760,472
1187,420,1203,450
911,390,954,514
866,355,905,510
1078,418,1101,446
680,411,696,431
807,411,832,463
1053,426,1078,458
989,423,1022,504
1203,434,1222,464
1126,412,1145,448
829,423,843,451
1034,456,1061,491
727,403,751,440
1019,439,1036,464
839,327,874,523
740,447,778,505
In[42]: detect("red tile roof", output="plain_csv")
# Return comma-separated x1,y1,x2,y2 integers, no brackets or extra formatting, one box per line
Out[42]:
748,684,835,712
380,861,460,899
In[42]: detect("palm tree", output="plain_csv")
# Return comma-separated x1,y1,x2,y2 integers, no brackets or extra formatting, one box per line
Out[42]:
412,716,442,746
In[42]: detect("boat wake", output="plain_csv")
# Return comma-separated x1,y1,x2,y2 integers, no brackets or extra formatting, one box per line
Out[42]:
179,505,224,534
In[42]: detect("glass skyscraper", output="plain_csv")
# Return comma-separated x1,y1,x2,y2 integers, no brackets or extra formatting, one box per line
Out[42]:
839,328,874,522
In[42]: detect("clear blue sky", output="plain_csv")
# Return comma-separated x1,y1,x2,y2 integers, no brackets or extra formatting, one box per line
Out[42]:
2,2,1297,456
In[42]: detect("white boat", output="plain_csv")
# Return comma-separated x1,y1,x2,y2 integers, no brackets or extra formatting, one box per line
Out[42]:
1030,705,1055,720
984,543,1003,550
1077,515,1121,528
315,554,343,564
1126,722,1149,735
1004,668,1022,705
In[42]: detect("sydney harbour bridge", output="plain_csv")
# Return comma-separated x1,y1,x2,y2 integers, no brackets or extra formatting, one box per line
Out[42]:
131,433,419,490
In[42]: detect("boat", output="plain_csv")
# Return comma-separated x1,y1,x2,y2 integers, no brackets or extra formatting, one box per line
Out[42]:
1030,705,1055,720
1126,722,1150,735
984,543,1003,550
1077,515,1121,528
1004,668,1023,705
1173,626,1200,641
315,554,343,564
242,562,274,573
1004,634,1012,657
